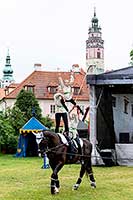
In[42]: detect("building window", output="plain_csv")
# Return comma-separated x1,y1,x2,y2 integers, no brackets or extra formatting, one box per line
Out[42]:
73,87,80,95
24,85,34,93
48,86,57,94
27,86,34,92
112,96,116,107
124,98,129,114
119,132,129,143
86,53,88,59
97,51,101,58
50,105,55,113
131,104,133,117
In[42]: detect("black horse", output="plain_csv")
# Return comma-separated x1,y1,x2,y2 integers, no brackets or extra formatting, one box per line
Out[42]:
38,131,96,194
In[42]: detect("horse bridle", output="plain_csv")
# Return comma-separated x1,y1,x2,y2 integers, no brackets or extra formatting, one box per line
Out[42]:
33,131,68,156
33,131,48,156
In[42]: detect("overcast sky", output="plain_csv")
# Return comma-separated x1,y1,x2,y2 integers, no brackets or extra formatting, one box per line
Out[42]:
0,0,133,83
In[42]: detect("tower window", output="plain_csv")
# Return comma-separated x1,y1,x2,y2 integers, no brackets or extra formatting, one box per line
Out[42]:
97,52,101,58
86,53,88,59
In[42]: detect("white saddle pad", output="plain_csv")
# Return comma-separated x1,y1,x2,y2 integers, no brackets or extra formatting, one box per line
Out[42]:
73,138,83,149
79,138,83,148
57,133,69,146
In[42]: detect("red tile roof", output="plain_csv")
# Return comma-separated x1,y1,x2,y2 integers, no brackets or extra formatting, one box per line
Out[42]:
5,68,89,101
8,83,19,88
0,88,5,99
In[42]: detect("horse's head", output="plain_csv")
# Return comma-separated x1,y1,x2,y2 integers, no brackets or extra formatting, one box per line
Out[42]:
33,131,48,157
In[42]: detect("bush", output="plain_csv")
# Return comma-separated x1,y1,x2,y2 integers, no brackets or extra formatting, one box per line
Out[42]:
0,118,18,153
40,115,54,129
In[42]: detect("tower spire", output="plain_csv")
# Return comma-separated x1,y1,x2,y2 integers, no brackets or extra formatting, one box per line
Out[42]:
94,6,96,16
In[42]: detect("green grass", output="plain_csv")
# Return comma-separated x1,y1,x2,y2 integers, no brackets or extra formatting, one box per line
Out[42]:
0,154,133,200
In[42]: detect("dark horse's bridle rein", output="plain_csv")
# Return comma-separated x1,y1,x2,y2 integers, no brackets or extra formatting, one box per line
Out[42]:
37,134,92,158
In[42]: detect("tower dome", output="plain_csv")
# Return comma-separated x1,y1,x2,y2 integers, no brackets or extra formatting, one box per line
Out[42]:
91,11,98,23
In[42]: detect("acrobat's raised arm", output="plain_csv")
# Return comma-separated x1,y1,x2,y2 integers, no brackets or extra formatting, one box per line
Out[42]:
58,76,65,89
69,72,74,85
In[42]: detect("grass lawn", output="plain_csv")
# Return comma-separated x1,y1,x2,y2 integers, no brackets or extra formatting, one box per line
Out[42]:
0,154,132,200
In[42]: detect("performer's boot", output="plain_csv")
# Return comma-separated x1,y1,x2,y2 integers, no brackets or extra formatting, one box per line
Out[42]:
64,133,73,160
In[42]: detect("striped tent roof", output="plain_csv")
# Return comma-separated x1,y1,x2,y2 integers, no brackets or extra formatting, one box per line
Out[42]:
20,117,48,133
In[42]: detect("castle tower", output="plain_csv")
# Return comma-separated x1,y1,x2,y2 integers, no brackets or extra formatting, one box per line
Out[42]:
86,8,104,74
1,50,15,88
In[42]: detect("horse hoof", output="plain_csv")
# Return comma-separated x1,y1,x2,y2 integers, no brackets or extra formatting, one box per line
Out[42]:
51,190,59,195
51,186,59,195
90,181,96,189
72,184,79,190
54,187,59,194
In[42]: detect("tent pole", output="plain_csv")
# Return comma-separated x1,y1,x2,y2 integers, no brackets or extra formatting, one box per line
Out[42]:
42,153,50,169
89,85,103,165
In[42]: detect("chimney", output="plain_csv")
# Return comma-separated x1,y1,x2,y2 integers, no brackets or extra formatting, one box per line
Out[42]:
72,64,80,73
34,63,42,71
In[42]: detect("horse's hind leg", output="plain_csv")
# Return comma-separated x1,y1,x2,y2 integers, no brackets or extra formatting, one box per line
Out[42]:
86,158,96,188
55,175,60,189
73,164,86,190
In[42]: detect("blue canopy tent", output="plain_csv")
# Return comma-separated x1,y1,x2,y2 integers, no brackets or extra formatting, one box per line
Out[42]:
16,117,48,157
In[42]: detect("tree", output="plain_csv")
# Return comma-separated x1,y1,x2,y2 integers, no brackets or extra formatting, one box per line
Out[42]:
130,49,133,58
6,107,26,134
129,49,133,66
0,113,17,153
0,90,55,153
14,89,42,121
41,115,54,129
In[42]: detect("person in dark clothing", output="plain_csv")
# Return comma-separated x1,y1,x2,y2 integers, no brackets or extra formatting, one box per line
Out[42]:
54,92,69,133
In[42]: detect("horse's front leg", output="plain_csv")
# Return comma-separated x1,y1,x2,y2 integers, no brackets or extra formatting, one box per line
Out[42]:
73,164,86,190
51,161,64,194
86,158,96,188
51,174,60,194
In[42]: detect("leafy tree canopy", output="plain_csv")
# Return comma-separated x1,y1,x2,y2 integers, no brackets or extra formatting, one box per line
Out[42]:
41,115,54,129
130,49,133,58
14,89,42,121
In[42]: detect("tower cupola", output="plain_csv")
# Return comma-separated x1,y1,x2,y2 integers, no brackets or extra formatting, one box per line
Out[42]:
91,9,98,30
1,49,15,88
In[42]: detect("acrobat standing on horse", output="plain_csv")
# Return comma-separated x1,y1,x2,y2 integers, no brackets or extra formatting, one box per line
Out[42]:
58,71,84,115
54,86,69,133
66,105,83,159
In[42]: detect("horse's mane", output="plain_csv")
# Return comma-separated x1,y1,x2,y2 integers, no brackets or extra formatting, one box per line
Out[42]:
43,131,60,143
